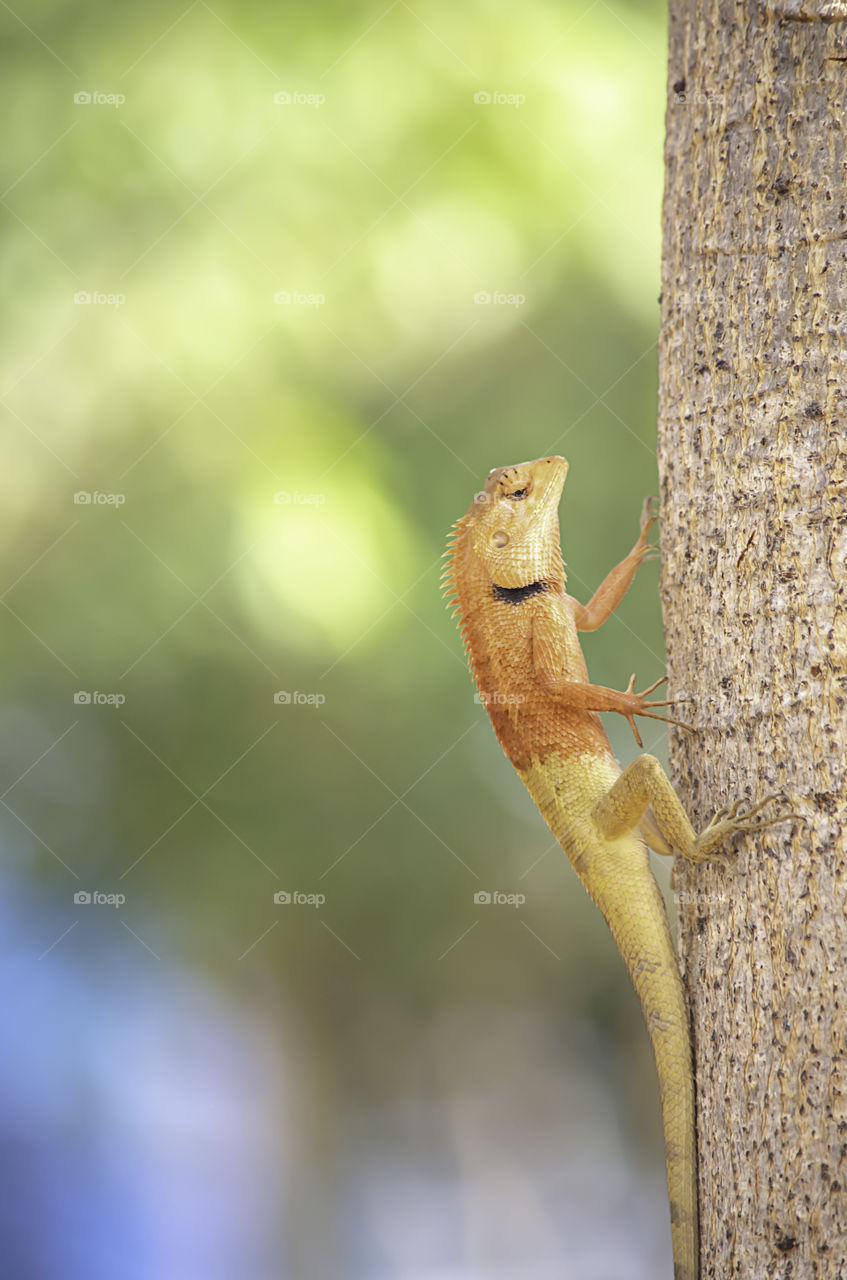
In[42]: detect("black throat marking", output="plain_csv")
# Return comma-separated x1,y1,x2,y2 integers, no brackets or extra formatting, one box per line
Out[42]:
492,580,549,606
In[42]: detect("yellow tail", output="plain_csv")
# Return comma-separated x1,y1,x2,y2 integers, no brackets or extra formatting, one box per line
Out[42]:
584,845,698,1280
521,757,699,1279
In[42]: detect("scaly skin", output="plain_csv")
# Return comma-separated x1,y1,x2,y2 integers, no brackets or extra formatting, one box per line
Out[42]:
443,455,793,1280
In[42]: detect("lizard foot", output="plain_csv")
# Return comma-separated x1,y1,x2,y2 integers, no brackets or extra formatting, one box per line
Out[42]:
636,496,660,562
622,673,696,747
690,794,801,863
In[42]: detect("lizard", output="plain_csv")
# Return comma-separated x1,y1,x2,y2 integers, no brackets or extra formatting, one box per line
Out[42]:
442,454,794,1280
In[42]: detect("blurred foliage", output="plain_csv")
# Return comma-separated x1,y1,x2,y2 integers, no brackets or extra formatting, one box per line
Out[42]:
1,0,671,1271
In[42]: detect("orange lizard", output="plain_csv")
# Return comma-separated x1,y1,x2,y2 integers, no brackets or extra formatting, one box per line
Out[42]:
443,455,793,1280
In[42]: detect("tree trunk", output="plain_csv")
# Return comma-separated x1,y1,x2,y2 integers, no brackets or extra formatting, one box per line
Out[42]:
658,3,847,1276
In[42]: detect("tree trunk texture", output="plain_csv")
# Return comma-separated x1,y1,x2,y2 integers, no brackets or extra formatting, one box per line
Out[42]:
658,3,847,1277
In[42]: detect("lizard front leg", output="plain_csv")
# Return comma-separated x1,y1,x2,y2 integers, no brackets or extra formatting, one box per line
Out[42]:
591,753,794,861
532,602,689,747
568,495,658,632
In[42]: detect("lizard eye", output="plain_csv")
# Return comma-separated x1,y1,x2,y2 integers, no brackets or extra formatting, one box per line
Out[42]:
492,530,509,548
505,486,529,501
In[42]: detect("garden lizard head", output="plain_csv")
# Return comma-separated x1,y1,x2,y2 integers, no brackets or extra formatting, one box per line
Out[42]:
456,455,568,590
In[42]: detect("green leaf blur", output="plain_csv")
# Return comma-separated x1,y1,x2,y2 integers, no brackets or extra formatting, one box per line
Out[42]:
1,1,674,1274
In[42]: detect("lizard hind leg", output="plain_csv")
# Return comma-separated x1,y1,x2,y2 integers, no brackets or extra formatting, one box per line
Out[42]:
592,754,696,854
593,753,796,866
639,805,675,857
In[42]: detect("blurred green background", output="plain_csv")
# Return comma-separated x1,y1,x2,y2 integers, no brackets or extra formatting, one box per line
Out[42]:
1,1,674,1276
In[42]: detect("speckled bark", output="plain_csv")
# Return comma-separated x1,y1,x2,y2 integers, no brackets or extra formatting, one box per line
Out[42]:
658,2,847,1277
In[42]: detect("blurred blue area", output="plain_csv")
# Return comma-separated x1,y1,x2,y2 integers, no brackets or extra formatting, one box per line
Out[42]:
0,872,283,1280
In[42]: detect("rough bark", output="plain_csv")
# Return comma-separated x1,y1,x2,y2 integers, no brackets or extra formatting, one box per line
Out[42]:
658,2,847,1277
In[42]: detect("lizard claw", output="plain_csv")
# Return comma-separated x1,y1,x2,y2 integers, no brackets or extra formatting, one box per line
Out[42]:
622,673,695,740
638,708,697,734
626,715,644,748
693,795,803,861
710,798,747,824
625,673,667,697
634,498,660,562
640,495,659,532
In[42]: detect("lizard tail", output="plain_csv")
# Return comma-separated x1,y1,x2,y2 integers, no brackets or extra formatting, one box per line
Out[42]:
590,864,699,1280
518,763,699,1276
